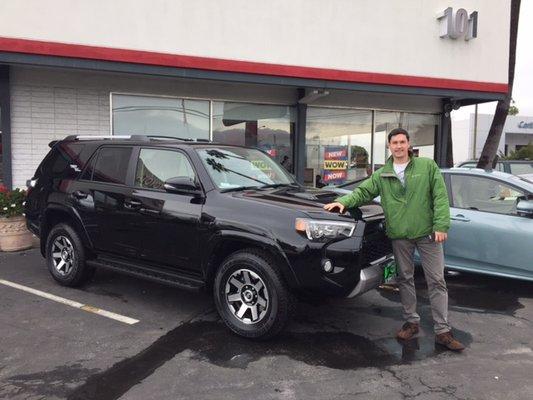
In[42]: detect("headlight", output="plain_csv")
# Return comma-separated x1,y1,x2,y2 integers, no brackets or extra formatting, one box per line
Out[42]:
295,218,356,241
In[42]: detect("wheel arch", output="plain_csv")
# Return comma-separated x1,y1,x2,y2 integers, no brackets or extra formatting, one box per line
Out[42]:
202,232,300,291
40,205,93,257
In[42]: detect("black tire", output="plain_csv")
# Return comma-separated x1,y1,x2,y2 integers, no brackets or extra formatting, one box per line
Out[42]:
213,249,294,339
45,223,95,287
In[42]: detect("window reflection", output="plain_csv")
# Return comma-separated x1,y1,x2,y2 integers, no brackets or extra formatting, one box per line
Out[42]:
112,94,209,140
212,102,296,172
374,112,438,169
306,108,372,187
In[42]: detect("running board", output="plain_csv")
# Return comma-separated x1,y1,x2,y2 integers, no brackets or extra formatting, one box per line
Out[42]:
87,257,204,291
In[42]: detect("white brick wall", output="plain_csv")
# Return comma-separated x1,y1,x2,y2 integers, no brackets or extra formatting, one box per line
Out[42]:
10,80,110,187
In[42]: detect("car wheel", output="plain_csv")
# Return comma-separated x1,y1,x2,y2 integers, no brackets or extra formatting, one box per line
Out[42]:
46,223,94,287
214,249,294,339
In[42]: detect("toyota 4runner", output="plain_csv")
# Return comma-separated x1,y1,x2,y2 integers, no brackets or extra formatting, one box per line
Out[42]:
25,135,393,339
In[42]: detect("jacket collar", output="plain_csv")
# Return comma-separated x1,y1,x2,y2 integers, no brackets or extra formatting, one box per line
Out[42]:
382,155,414,174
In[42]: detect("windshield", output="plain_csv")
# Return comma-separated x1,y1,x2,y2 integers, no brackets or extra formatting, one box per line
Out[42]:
196,147,296,191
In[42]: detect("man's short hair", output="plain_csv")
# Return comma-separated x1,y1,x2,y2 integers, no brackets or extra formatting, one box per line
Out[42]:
388,128,410,142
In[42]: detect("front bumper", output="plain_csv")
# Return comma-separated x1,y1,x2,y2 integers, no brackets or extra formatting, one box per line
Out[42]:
346,255,394,298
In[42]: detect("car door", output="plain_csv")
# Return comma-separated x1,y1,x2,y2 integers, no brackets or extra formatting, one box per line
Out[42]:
71,146,140,258
445,173,533,278
127,147,203,274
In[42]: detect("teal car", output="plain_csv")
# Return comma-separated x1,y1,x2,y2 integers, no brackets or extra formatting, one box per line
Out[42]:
440,168,533,282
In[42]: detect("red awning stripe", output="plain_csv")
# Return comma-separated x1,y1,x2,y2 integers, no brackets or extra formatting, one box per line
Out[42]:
0,36,508,94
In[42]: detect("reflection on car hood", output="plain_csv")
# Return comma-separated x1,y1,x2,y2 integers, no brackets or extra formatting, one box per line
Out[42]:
231,186,383,220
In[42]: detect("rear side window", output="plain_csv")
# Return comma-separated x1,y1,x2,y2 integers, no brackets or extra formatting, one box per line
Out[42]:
37,142,90,179
90,147,132,185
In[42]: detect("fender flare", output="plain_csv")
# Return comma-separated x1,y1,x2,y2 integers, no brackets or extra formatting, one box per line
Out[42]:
202,230,300,289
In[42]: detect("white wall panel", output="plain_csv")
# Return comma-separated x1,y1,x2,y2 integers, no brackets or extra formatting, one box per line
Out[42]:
0,0,509,84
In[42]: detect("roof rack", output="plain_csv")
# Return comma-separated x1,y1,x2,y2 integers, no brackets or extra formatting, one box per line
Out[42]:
64,135,211,142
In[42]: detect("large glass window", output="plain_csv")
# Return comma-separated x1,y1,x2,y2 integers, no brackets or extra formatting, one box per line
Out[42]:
374,111,438,170
135,149,195,190
212,102,296,173
306,108,372,187
112,94,210,140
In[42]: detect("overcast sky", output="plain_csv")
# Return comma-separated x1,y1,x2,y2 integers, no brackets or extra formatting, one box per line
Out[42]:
452,0,532,120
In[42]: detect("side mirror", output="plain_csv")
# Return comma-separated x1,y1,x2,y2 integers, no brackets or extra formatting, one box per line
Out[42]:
516,199,533,218
164,177,202,195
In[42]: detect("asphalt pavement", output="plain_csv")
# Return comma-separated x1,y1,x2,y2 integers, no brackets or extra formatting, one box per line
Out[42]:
1,248,532,400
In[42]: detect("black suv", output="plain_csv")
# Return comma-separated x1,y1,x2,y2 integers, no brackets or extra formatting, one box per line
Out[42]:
25,135,393,338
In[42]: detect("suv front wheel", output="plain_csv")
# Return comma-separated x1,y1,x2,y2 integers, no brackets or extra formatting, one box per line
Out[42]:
45,223,94,287
214,249,294,339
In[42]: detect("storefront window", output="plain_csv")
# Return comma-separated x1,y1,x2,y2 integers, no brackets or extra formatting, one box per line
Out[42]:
305,108,372,187
373,111,438,170
373,111,401,169
212,102,296,172
112,94,210,140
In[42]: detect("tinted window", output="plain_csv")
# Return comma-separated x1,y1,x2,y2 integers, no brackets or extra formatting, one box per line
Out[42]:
135,149,195,190
92,147,132,185
39,143,89,179
450,174,525,215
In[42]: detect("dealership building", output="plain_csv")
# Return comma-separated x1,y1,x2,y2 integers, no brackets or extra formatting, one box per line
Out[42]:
0,0,511,188
453,114,533,163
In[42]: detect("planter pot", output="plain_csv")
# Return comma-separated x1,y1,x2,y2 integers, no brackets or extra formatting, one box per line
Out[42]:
0,216,34,252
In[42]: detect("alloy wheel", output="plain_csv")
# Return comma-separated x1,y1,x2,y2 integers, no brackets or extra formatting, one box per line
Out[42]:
225,268,269,324
51,235,75,276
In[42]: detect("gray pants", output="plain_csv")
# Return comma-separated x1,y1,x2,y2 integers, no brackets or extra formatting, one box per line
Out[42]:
392,236,451,334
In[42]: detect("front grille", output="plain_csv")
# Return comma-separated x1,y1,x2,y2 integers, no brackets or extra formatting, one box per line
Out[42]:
360,230,393,266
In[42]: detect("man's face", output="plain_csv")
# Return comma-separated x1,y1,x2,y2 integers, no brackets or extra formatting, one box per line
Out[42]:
388,134,410,159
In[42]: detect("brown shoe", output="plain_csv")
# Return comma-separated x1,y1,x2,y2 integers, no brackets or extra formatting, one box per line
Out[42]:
396,322,419,340
435,331,465,352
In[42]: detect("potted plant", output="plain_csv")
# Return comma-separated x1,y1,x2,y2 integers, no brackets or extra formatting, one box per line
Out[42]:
0,185,34,251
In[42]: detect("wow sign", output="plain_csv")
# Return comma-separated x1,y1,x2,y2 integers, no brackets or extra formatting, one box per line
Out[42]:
322,146,348,184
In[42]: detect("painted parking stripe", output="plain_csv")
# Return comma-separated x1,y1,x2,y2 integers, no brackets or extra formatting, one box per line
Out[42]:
0,279,139,325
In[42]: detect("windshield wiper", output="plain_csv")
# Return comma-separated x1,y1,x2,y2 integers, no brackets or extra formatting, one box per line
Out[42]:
220,185,261,193
258,183,300,189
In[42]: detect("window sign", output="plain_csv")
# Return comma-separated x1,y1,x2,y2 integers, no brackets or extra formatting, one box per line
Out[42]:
322,146,348,185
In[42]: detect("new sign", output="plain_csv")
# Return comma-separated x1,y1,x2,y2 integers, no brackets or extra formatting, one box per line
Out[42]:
323,147,348,184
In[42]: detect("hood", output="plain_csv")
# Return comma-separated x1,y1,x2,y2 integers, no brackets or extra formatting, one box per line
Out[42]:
231,186,384,221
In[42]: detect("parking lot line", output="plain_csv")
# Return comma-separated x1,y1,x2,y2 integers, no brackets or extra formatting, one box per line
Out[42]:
0,279,139,325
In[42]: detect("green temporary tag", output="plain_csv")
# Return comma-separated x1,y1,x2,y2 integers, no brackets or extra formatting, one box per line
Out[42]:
383,261,397,282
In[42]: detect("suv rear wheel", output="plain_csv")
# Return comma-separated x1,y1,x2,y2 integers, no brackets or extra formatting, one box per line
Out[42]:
46,223,94,287
214,249,294,339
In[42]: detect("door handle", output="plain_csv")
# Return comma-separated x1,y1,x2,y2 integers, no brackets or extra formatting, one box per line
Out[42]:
451,214,470,222
124,199,142,210
72,190,88,200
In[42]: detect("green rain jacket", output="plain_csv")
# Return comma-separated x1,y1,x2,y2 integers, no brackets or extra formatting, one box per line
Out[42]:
336,156,450,240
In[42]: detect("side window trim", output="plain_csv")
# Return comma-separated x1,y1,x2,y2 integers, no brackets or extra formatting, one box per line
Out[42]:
134,146,199,192
78,148,98,181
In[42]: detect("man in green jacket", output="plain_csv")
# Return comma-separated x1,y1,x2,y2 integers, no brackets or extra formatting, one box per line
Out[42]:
324,128,464,351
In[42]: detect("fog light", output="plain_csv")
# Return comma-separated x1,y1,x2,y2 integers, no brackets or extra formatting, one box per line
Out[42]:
322,259,333,273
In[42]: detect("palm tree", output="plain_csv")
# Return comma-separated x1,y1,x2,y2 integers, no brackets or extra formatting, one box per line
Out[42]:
477,0,520,169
